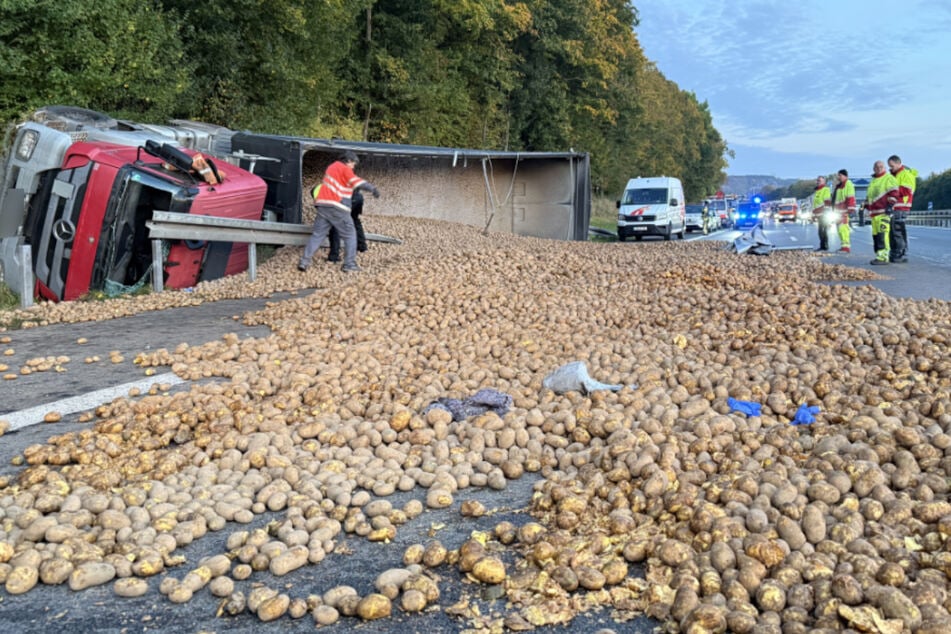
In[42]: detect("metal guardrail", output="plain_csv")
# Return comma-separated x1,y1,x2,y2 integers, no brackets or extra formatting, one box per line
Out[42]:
906,210,951,228
146,211,401,292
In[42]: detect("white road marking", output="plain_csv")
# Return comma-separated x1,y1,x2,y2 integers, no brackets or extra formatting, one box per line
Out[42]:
4,372,185,432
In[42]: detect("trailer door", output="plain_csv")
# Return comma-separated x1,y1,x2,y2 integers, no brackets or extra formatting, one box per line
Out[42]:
230,134,302,224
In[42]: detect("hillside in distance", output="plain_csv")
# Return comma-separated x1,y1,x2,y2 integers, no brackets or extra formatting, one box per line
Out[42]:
722,175,799,196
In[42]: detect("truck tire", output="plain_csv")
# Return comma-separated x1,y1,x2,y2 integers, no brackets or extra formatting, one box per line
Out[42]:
634,235,643,241
617,233,626,242
35,106,117,130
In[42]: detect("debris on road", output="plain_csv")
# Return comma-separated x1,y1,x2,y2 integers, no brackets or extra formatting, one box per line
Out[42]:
542,361,628,394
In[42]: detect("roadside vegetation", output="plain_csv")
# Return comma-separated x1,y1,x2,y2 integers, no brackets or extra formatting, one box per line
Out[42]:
0,0,728,200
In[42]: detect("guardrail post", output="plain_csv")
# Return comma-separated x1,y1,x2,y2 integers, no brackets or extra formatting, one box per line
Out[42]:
151,240,164,293
248,244,257,281
18,244,33,309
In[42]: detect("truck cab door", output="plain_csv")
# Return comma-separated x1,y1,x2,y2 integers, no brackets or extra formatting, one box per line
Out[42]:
230,134,302,224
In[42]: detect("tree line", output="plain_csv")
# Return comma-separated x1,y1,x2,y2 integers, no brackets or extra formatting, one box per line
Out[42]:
0,0,728,200
763,169,951,210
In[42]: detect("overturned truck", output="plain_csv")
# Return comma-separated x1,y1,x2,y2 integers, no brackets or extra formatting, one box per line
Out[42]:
0,107,590,303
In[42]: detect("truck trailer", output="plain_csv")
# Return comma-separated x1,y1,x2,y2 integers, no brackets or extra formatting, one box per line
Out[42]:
1,106,591,304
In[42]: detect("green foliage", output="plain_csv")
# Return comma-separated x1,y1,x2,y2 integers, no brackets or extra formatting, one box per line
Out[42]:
0,281,18,311
0,0,190,122
912,169,951,211
0,0,729,198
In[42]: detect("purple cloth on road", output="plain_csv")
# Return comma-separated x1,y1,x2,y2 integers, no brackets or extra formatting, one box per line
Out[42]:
423,388,513,422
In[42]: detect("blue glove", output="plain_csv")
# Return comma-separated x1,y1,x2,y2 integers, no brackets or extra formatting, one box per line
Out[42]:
727,397,761,417
792,403,820,425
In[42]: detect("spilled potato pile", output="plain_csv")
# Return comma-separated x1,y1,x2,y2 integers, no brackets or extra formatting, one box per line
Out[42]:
1,216,950,633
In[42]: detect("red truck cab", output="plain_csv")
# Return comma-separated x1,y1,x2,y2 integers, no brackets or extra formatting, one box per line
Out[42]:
19,136,265,301
1,106,301,304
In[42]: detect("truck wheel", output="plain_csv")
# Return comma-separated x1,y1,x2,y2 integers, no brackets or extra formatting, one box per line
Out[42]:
35,106,117,130
617,234,626,242
634,235,643,241
663,223,672,241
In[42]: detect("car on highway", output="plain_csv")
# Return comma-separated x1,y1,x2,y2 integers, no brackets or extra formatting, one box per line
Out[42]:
734,202,762,229
685,203,705,232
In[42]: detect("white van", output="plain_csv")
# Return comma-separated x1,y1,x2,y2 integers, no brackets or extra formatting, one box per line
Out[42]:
616,176,686,241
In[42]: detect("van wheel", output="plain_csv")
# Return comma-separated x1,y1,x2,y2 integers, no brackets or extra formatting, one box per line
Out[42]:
663,223,672,241
677,226,685,239
617,234,626,242
634,235,643,241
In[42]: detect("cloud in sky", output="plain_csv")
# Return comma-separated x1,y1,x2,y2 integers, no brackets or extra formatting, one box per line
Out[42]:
635,0,951,178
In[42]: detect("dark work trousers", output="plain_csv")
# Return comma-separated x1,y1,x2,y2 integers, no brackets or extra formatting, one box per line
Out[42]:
300,205,358,270
890,211,908,261
817,213,832,250
328,195,367,260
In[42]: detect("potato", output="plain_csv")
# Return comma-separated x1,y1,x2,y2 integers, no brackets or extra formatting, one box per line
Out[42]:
269,545,308,576
470,557,506,584
114,578,149,598
5,566,39,595
356,593,392,620
257,594,290,622
69,562,116,591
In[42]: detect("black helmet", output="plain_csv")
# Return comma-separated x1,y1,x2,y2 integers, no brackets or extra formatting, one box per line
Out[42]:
342,150,359,165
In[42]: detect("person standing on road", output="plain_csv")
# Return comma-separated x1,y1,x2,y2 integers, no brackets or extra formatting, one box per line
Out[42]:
327,190,369,262
887,155,917,263
813,176,833,251
702,202,713,235
298,151,380,273
832,169,856,253
863,160,900,265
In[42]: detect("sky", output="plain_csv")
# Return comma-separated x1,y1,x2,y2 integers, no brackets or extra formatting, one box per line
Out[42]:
635,1,951,179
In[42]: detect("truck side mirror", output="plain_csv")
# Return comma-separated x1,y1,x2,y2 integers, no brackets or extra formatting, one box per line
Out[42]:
669,198,678,206
616,200,620,209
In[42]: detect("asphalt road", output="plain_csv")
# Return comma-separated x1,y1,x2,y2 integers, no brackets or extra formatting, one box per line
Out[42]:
683,220,951,302
0,294,655,634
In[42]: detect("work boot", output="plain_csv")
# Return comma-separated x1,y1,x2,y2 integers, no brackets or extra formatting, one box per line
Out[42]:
357,243,368,253
297,263,308,272
342,264,362,273
327,254,340,262
870,259,889,266
839,246,850,253
893,256,908,263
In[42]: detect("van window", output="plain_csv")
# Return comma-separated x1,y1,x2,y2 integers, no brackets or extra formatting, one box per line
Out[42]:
622,188,668,205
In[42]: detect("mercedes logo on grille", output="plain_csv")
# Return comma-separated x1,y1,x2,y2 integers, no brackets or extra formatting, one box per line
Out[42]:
53,218,76,243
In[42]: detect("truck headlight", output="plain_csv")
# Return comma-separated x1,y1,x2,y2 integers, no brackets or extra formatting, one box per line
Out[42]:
16,130,39,160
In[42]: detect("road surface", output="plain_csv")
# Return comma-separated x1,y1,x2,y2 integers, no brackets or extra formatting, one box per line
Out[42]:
683,220,951,302
0,295,653,634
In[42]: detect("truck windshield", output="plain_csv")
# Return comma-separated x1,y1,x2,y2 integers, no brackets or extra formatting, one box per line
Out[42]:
623,188,668,205
93,168,186,289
